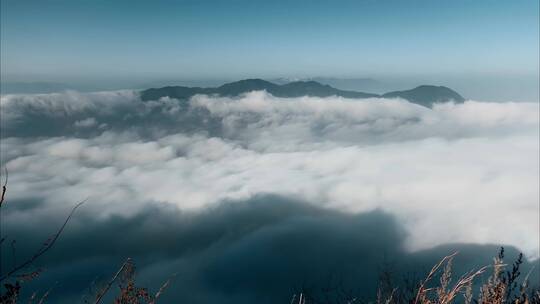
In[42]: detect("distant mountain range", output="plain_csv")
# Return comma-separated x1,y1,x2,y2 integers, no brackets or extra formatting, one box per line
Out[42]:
140,79,465,107
270,77,381,91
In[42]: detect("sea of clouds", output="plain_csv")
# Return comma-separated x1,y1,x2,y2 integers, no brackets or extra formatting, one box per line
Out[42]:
1,90,538,257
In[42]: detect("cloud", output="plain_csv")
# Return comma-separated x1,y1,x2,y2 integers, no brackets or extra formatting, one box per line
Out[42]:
74,117,98,128
190,92,538,148
1,90,539,301
2,91,538,257
3,196,538,304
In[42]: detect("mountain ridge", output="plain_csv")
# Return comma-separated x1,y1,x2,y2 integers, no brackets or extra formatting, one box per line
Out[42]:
140,79,465,107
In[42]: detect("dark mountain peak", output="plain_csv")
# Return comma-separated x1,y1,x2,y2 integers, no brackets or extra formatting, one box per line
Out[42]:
382,85,465,107
218,78,274,88
140,79,465,108
286,80,326,86
281,80,332,90
217,79,277,95
413,85,461,94
415,85,442,89
140,85,210,101
275,80,375,98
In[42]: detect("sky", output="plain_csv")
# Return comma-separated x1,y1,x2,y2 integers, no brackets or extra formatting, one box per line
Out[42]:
1,0,539,96
1,2,540,300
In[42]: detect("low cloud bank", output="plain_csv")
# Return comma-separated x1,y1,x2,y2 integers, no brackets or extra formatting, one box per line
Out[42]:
2,91,538,256
0,90,538,301
3,196,538,304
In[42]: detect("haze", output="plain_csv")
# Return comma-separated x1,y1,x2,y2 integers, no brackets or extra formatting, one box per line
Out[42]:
1,0,539,101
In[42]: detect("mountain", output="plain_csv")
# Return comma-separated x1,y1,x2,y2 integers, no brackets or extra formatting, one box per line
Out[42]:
140,79,465,107
141,79,378,101
275,80,378,98
382,85,465,107
271,77,381,92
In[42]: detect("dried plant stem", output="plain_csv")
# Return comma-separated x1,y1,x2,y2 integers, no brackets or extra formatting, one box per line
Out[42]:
94,258,132,304
414,252,459,304
0,200,86,282
150,273,177,304
0,167,8,208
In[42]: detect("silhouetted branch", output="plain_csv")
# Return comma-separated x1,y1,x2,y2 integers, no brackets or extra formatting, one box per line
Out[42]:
150,273,177,304
0,199,86,282
93,258,132,304
37,283,55,304
413,252,458,304
0,167,8,208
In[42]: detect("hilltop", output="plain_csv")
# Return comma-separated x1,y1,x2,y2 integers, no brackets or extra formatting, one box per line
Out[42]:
140,79,465,107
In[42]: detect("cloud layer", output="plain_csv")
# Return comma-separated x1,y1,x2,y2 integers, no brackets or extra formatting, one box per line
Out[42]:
0,90,539,301
2,91,538,256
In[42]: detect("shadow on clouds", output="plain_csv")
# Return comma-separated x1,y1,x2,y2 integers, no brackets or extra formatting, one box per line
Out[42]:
2,195,538,304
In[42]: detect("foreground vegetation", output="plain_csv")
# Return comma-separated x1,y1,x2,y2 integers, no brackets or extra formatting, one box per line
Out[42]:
0,174,538,304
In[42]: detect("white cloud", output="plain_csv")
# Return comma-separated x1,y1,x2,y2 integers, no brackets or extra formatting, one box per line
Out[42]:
74,117,98,128
1,91,539,258
191,92,538,148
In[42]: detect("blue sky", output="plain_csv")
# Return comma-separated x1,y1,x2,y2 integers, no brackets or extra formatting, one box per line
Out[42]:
1,0,539,95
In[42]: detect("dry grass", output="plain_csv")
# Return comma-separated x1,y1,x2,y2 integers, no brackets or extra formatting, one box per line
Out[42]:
10,250,533,304
296,248,539,304
89,258,173,304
